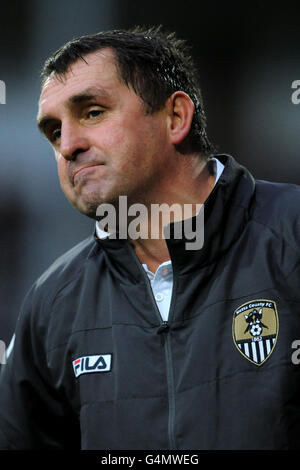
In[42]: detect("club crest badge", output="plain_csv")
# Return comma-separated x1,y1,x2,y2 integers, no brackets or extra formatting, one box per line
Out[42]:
232,299,279,366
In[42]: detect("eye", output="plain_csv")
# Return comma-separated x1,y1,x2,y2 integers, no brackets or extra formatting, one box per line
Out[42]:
50,127,61,143
86,108,103,119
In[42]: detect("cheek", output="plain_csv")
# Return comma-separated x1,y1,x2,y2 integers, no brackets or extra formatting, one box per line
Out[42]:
57,158,67,181
95,121,127,151
56,158,72,193
96,125,140,170
100,111,150,149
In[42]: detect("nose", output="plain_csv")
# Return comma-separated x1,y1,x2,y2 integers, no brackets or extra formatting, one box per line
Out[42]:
59,120,90,161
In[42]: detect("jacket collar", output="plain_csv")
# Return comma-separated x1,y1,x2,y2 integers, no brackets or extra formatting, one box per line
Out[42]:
94,154,255,279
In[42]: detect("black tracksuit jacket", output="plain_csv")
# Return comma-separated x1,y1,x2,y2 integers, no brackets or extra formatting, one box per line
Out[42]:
0,154,300,450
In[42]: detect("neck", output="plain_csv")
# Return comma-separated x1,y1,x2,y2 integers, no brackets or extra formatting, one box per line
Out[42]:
131,238,171,274
129,156,216,272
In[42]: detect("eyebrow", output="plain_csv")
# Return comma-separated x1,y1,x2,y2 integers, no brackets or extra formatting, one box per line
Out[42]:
69,86,110,104
37,86,110,134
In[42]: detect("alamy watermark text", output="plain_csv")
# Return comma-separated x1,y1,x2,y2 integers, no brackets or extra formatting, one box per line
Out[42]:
291,80,300,104
96,196,204,250
0,80,6,104
0,340,6,364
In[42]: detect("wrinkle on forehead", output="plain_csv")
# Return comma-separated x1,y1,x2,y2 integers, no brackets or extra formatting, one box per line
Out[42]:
40,48,119,100
38,52,125,125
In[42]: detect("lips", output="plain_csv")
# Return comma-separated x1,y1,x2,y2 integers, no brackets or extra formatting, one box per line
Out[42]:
72,163,101,181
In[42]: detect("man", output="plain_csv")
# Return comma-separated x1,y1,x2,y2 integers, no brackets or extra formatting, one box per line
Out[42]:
0,26,299,450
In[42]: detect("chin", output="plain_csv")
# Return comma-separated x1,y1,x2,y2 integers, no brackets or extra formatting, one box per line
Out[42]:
80,199,103,219
70,185,126,219
71,195,101,220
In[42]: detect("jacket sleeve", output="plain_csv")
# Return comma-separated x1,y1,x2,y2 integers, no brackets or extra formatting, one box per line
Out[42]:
0,285,79,449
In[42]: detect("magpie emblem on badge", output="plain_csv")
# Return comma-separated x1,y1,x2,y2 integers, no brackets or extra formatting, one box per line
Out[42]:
232,299,279,366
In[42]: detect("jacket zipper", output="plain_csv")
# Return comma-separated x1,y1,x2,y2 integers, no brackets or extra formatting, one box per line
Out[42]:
162,323,176,450
126,244,177,450
142,276,177,450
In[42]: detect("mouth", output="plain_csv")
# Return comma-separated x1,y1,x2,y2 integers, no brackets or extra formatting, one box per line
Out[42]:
72,163,102,182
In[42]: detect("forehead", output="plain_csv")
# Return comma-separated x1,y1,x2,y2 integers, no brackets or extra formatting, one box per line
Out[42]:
38,48,121,114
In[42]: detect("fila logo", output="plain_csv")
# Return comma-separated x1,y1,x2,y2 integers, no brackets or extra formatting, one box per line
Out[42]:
72,354,112,378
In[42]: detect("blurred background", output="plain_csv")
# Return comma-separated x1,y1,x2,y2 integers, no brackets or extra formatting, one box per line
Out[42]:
0,0,299,347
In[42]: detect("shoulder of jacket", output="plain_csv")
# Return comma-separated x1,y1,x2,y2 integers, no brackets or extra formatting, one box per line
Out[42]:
253,179,300,217
27,235,100,307
252,179,300,251
39,234,98,282
12,235,103,357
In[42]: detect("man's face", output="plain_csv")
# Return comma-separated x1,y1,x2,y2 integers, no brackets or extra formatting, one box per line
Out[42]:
38,49,171,218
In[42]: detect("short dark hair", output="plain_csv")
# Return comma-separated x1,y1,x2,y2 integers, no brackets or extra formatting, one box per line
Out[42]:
41,26,215,157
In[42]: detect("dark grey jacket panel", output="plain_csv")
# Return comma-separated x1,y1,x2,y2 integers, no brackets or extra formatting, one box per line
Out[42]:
0,154,299,450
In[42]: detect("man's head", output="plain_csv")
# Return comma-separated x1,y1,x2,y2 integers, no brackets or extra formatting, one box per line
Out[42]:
37,27,215,218
41,26,214,157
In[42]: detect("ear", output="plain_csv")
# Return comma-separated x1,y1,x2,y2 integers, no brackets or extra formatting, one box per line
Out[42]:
166,91,195,146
